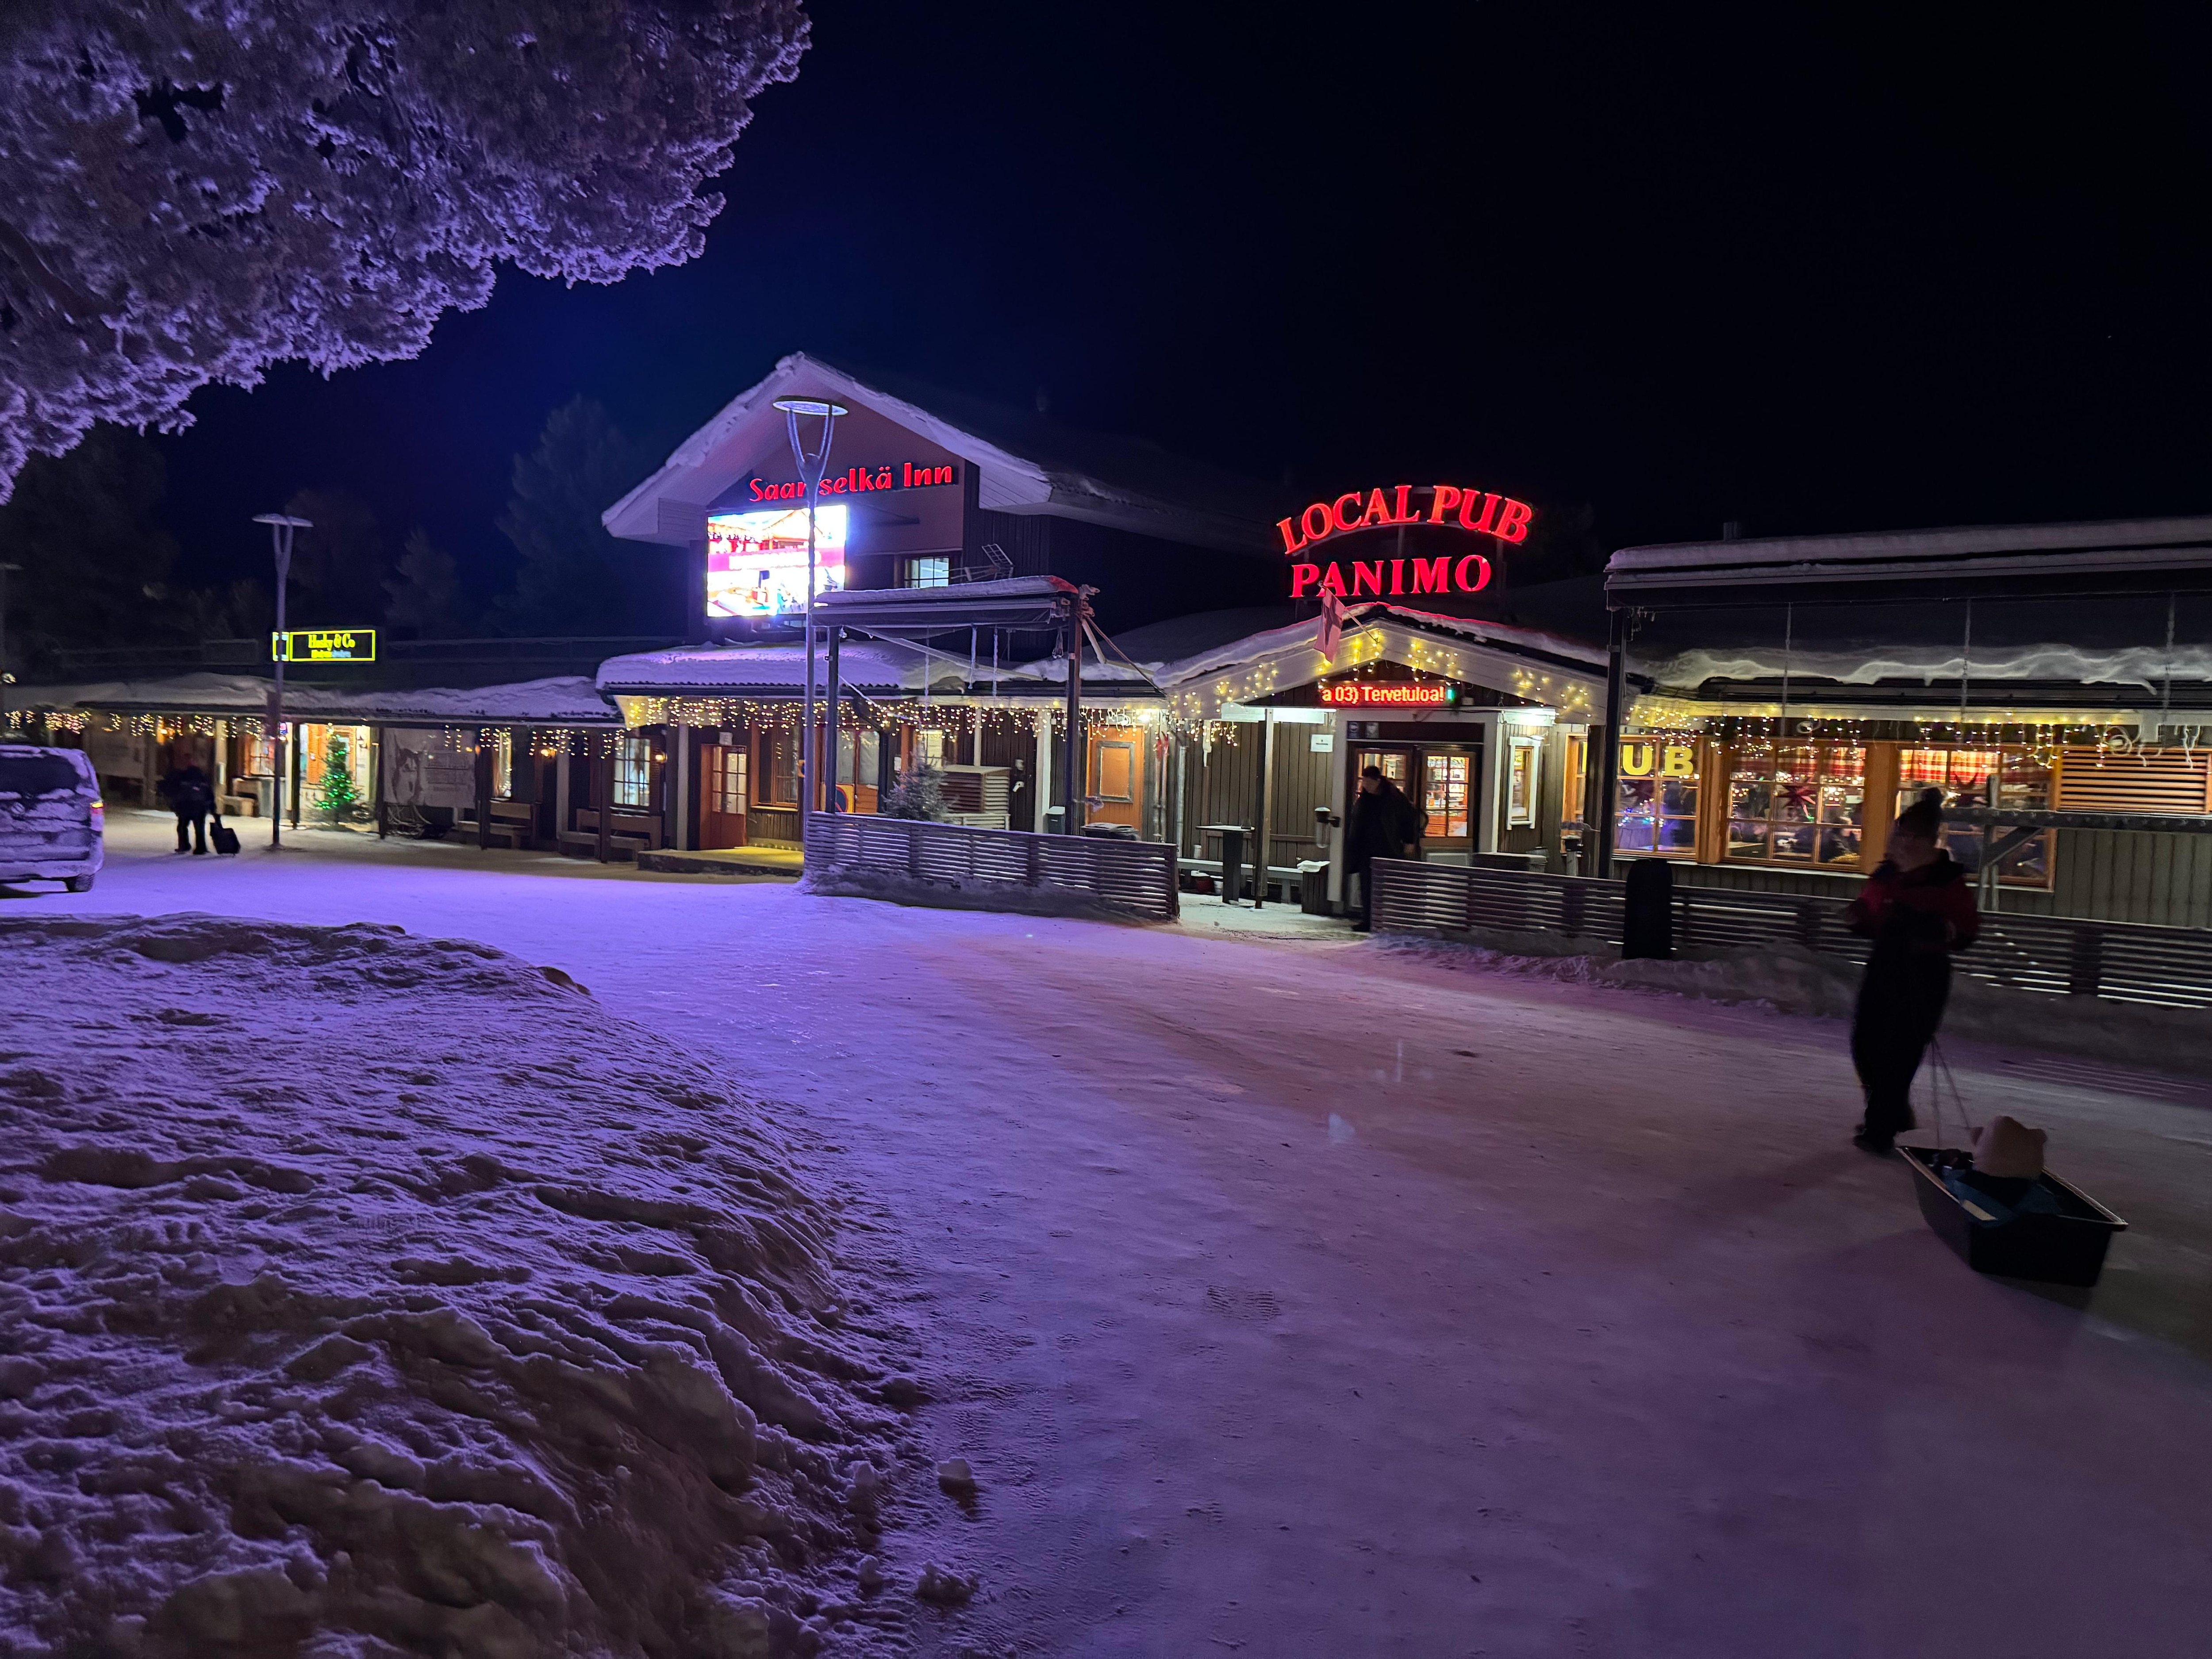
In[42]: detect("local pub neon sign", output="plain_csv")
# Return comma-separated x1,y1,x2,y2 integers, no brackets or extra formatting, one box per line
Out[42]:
1281,483,1536,600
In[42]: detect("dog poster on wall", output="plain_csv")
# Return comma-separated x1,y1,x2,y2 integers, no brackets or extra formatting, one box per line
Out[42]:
381,728,476,809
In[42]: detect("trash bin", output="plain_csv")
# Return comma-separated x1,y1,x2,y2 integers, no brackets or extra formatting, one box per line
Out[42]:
1298,859,1331,915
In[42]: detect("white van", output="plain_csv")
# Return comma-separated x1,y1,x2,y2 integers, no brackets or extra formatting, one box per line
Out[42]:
0,745,104,892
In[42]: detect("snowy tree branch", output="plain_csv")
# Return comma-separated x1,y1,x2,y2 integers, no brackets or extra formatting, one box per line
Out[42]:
0,1,810,501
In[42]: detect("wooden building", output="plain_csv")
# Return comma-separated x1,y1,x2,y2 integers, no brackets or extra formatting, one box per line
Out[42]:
1600,518,2212,928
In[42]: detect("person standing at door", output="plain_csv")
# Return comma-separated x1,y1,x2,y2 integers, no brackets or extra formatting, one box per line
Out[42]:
1344,765,1421,932
1841,789,1979,1155
159,756,214,856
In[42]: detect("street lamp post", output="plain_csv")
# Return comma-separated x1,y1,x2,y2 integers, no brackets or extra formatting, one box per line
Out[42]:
252,513,312,848
769,399,845,828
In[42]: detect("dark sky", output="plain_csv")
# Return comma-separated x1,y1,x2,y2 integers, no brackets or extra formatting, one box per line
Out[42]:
155,1,2212,595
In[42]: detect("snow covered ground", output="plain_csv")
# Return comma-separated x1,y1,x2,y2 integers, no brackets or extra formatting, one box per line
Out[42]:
10,813,2212,1656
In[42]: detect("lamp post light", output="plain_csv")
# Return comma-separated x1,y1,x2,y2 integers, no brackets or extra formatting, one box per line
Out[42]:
769,398,846,828
252,513,312,849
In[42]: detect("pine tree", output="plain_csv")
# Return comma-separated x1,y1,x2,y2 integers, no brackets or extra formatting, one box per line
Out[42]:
492,399,655,636
384,528,469,638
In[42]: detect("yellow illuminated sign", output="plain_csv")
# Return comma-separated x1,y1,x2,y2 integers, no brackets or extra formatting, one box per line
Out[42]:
1620,738,1697,778
272,630,376,662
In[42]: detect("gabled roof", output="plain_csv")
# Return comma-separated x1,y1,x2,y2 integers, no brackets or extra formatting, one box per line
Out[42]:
602,353,1278,554
595,639,975,698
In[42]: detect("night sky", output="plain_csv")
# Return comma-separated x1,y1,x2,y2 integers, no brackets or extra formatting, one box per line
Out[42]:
154,2,2212,598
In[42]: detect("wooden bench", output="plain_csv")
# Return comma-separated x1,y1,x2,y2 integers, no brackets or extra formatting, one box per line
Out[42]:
459,801,535,849
572,809,663,851
556,829,652,862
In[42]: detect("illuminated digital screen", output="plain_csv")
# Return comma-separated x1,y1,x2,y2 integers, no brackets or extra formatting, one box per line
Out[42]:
706,506,848,618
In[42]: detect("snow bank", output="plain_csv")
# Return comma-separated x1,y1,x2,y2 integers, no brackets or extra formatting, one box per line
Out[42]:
0,915,919,1658
1378,930,2212,1073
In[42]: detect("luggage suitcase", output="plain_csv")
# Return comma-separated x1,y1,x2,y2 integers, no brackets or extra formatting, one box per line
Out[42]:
210,813,241,856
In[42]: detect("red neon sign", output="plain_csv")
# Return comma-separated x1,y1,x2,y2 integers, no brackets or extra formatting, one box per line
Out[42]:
1289,553,1493,600
1319,681,1452,707
747,460,960,503
1276,483,1535,556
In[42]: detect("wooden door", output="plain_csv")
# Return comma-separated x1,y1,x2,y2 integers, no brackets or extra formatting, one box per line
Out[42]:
1086,726,1144,830
702,743,748,848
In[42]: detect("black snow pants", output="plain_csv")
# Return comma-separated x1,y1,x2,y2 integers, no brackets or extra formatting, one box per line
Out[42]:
1850,956,1950,1144
175,809,207,854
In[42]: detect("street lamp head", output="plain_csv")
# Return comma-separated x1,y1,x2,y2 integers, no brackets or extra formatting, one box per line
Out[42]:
769,399,849,419
253,513,314,528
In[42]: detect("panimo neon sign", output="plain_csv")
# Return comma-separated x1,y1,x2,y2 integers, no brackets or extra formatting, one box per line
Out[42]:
1280,483,1535,600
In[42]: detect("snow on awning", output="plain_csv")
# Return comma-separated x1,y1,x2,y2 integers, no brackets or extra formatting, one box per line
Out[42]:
595,639,964,698
13,674,623,727
1608,517,2212,607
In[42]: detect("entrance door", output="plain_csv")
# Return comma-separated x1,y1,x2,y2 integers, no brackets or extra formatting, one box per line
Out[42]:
1421,750,1475,860
1087,726,1145,830
702,742,748,848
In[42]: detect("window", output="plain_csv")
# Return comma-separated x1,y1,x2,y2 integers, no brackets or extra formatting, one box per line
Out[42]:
1727,743,1863,867
1898,746,2052,887
1562,733,1587,828
1616,736,1700,855
1356,749,1408,786
712,746,747,814
612,736,653,810
918,729,946,769
1423,753,1470,839
491,729,513,799
899,556,950,589
760,731,798,806
1506,736,1541,828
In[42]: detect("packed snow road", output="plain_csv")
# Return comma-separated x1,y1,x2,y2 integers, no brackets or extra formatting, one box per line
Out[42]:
19,814,2212,1656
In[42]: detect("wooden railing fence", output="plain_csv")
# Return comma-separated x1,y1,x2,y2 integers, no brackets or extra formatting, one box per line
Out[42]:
806,815,1180,921
1368,858,2212,1009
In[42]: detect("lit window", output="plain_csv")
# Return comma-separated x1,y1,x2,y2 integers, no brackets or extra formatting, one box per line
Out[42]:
712,746,747,814
1727,743,1863,867
899,557,950,589
612,736,653,809
1898,746,2052,887
1617,737,1700,855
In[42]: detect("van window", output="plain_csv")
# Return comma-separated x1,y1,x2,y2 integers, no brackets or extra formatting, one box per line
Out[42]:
0,755,83,796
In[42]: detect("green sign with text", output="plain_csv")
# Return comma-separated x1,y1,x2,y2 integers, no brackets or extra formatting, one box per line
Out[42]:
272,629,376,662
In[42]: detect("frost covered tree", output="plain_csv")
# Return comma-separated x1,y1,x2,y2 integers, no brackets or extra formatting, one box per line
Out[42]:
0,1,808,503
0,426,181,673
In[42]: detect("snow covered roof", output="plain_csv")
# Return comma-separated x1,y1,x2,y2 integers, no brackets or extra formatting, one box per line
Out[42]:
1646,641,2212,697
1019,603,1611,720
1609,517,2212,603
595,639,972,697
12,674,622,726
602,353,1279,554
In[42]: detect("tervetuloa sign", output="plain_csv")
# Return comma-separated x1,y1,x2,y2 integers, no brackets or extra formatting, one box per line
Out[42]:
1279,483,1536,600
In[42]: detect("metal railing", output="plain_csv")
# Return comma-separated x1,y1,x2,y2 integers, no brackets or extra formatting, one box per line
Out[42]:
807,814,1179,920
1368,858,2212,1009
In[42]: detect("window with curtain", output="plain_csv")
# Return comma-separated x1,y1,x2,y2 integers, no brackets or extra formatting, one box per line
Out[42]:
1897,746,2052,887
1726,742,1863,867
759,730,798,806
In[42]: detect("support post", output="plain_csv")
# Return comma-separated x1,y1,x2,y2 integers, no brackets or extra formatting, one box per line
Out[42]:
474,733,493,851
1254,707,1276,908
595,736,613,863
826,627,842,813
289,725,303,830
674,722,691,851
1593,607,1627,877
1060,595,1089,834
1033,707,1053,832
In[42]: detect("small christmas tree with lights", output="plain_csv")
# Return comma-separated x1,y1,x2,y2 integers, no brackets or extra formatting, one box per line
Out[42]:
317,736,361,821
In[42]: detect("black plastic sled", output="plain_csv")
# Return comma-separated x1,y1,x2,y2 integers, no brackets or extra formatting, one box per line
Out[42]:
1901,1145,2127,1288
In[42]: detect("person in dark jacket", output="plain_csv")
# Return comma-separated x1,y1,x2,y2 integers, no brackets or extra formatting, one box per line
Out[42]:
1344,765,1423,932
159,759,214,855
1841,789,1980,1155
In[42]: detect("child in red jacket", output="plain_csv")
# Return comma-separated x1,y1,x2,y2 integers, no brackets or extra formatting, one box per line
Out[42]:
1841,790,1980,1155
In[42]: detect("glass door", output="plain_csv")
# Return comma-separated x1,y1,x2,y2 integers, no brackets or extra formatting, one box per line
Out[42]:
1422,752,1472,850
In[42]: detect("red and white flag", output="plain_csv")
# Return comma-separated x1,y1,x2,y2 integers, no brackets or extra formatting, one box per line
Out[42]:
1317,590,1347,660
